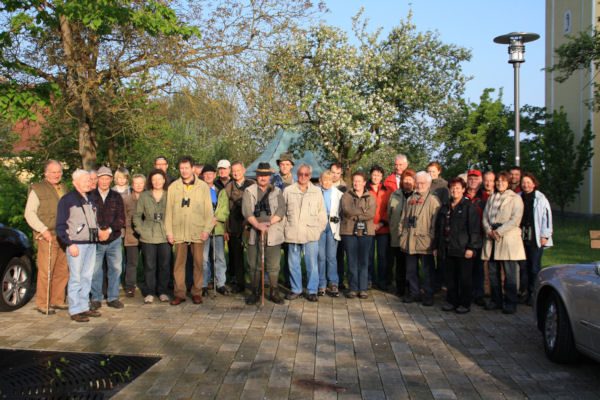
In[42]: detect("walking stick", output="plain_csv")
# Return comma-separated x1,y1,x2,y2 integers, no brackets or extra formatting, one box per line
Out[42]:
260,231,265,307
212,230,217,298
46,238,52,316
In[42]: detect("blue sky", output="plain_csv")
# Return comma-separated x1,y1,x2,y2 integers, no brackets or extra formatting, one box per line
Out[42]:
318,0,545,108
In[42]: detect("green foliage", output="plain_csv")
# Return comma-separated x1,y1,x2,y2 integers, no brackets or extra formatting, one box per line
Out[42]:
0,165,30,241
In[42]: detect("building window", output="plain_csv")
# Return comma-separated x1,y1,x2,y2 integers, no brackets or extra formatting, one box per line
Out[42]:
564,9,571,35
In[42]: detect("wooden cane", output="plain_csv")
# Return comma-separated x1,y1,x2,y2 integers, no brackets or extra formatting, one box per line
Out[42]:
260,231,265,307
46,238,51,316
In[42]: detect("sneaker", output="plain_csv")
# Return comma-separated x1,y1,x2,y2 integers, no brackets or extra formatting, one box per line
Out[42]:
317,288,326,296
144,295,154,304
107,300,124,309
89,300,102,311
327,284,340,297
456,306,470,314
82,309,101,317
159,294,170,302
70,313,89,322
306,293,318,302
345,291,357,299
285,292,302,300
441,303,455,312
358,291,368,299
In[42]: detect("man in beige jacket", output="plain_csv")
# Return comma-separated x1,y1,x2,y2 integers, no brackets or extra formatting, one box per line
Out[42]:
165,156,214,305
398,171,441,306
283,164,328,302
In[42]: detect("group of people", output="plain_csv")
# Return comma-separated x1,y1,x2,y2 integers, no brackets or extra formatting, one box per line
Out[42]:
24,152,553,322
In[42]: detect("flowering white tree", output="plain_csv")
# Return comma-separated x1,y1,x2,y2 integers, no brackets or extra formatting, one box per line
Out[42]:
268,11,471,178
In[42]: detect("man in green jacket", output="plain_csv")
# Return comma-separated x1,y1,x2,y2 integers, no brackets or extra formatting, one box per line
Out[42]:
165,156,214,305
200,164,230,296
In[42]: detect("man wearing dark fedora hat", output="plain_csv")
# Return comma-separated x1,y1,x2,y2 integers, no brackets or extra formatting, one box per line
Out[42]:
242,162,286,305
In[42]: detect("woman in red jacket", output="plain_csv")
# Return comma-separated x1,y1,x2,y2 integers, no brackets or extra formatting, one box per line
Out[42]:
367,165,392,290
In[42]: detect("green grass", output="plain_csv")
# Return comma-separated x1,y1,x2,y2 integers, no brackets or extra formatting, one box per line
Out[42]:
542,213,600,267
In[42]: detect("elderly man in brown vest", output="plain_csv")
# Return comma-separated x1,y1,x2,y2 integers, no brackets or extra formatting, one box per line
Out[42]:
24,160,69,314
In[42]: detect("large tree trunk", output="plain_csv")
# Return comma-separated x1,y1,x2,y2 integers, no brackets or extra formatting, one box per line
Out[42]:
78,120,96,170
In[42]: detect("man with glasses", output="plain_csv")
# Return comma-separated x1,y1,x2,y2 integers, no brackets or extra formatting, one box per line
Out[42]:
283,164,327,302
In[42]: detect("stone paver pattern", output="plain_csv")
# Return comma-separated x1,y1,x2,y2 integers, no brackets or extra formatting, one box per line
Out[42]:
1,289,599,399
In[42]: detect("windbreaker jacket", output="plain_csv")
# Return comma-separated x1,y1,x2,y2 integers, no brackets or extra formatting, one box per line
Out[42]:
388,189,410,247
283,182,328,243
481,189,525,261
133,190,168,244
367,182,391,235
383,173,400,192
434,197,482,259
211,187,230,236
519,190,553,248
165,177,214,243
122,193,140,246
320,185,343,241
339,190,377,236
398,190,441,255
242,184,286,246
56,190,98,246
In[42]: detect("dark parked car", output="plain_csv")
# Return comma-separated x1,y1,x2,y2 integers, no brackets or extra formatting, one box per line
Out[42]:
0,224,35,311
534,261,600,363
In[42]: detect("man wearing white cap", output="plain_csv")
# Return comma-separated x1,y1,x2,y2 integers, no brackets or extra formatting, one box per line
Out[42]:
215,159,231,190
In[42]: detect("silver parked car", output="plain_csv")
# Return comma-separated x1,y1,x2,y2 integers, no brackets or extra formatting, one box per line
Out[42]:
534,261,600,363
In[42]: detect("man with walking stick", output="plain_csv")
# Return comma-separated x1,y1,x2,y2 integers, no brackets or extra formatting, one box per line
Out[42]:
24,160,69,315
242,163,286,305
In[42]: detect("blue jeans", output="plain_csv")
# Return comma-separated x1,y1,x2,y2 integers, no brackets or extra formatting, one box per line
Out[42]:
67,243,96,315
520,244,543,295
405,253,435,298
341,235,373,293
202,235,227,288
318,223,339,288
91,237,123,302
368,233,389,287
288,241,319,294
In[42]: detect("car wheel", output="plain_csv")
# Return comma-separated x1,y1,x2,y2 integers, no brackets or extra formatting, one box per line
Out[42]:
0,256,33,311
542,291,578,363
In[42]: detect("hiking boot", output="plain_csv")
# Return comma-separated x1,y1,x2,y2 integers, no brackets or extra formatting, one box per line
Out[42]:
107,300,124,309
70,313,89,322
89,301,102,311
246,293,259,305
327,284,340,297
270,288,284,305
306,293,318,302
82,309,101,317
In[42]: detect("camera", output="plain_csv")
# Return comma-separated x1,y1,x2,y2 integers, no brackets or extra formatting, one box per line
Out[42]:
491,223,502,231
354,221,366,235
522,226,533,241
408,216,418,228
154,213,163,222
253,201,271,217
329,216,340,224
181,198,190,208
89,227,99,243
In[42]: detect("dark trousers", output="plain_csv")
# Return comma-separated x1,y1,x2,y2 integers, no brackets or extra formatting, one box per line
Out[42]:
445,256,473,308
368,233,389,288
389,247,406,295
520,244,543,295
141,242,171,297
472,250,485,299
280,242,290,285
405,253,435,298
342,235,373,293
124,245,141,290
489,260,519,309
337,241,346,285
228,233,246,289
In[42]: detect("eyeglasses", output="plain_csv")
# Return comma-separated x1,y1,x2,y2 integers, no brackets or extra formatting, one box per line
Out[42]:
298,172,310,177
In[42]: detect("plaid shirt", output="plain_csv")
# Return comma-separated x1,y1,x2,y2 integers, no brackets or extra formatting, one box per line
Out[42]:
89,188,125,243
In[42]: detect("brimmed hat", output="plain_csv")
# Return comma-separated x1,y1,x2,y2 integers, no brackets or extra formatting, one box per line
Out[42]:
276,153,294,165
467,169,482,177
256,162,275,176
217,159,231,169
97,166,113,177
202,164,216,173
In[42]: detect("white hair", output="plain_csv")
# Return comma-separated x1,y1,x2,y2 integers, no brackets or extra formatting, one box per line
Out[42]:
415,170,432,183
72,169,90,182
395,154,408,163
298,164,312,174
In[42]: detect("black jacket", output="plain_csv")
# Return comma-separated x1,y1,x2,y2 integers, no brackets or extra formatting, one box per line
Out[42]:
434,197,482,259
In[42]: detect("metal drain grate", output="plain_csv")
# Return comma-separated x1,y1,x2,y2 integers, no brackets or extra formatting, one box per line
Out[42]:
0,349,161,399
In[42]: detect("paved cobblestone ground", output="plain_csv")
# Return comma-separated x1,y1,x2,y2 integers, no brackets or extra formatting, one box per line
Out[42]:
1,289,599,399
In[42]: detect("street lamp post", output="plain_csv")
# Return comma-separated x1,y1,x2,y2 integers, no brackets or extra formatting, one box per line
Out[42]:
493,32,540,167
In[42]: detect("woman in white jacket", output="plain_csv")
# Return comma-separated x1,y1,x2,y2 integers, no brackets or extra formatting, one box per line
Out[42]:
519,172,553,305
317,171,343,297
